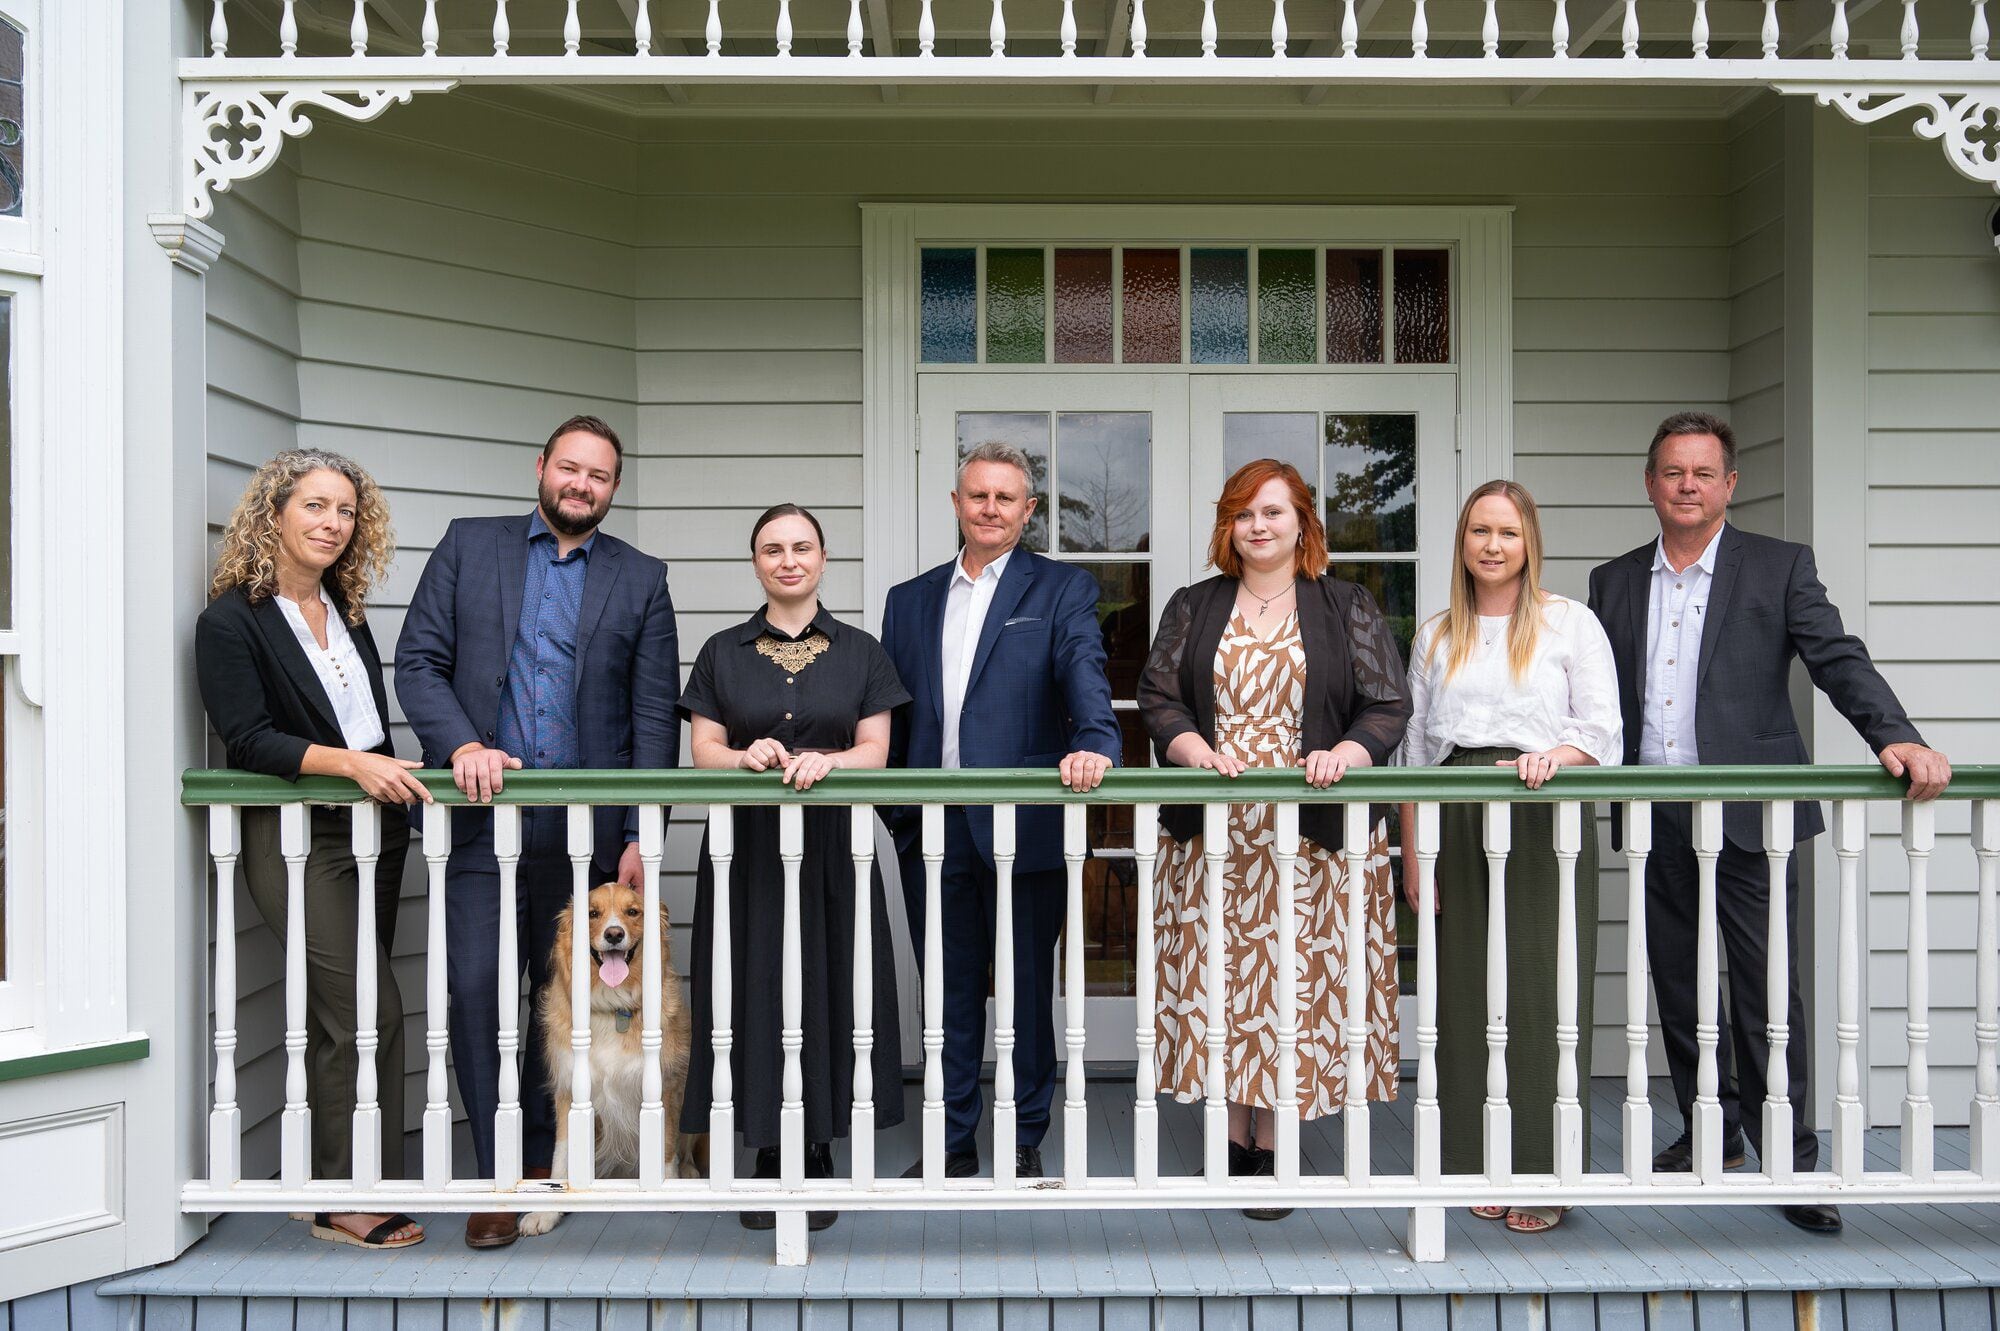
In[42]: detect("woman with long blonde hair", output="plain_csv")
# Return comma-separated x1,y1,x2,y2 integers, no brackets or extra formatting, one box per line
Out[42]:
1398,479,1622,1234
196,449,429,1249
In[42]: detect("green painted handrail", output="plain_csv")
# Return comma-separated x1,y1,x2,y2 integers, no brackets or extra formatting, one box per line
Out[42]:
181,764,2000,807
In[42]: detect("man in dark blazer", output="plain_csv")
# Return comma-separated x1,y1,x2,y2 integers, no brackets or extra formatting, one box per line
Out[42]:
1588,410,1950,1235
396,415,680,1248
881,440,1122,1180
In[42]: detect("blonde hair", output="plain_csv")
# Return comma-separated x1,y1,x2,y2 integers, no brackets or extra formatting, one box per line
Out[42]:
1426,479,1547,683
209,449,395,626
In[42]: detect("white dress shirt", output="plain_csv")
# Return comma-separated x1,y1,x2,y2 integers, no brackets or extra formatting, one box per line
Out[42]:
940,546,1014,770
1401,594,1623,768
1638,525,1724,767
277,585,387,752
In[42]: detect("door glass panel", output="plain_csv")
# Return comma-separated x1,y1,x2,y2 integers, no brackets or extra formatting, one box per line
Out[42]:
919,248,977,363
1057,412,1150,554
1054,248,1114,364
1084,560,1150,698
1189,248,1249,365
985,248,1046,363
1329,560,1418,665
1081,711,1151,997
1324,413,1416,553
1120,248,1182,364
1221,412,1316,500
954,411,1050,552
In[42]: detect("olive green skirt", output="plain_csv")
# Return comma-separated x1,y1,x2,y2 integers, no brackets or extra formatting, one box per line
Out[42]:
1434,746,1598,1176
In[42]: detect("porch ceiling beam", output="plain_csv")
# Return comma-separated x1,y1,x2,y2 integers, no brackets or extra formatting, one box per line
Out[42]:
1092,0,1134,104
366,0,419,45
866,0,901,100
1300,0,1389,106
1785,0,1886,54
611,0,690,100
1509,0,1629,106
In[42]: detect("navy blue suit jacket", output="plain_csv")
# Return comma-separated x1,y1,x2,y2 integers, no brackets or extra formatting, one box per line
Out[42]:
882,548,1121,876
395,513,680,867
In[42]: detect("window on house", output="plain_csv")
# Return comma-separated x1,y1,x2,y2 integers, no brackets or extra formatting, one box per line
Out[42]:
0,20,20,219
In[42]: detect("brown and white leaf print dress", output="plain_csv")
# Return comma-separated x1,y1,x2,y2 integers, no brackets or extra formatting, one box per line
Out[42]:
1152,609,1400,1116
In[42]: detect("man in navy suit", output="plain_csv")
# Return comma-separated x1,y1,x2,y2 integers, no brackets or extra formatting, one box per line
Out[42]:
881,440,1122,1179
396,415,679,1248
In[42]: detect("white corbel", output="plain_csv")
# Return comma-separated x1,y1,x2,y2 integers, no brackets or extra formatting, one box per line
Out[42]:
182,79,456,220
147,214,226,273
1778,83,2000,193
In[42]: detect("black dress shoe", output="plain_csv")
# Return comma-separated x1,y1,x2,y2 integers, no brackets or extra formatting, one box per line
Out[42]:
1652,1131,1747,1172
741,1146,781,1230
1016,1146,1043,1178
742,1145,838,1231
1782,1203,1842,1234
901,1150,979,1179
1241,1146,1293,1222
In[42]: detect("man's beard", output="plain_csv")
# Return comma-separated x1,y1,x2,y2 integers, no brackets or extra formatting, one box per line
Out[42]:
539,478,610,537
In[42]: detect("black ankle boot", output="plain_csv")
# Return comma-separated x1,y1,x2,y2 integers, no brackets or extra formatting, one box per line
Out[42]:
1241,1146,1292,1222
805,1142,837,1231
740,1147,782,1230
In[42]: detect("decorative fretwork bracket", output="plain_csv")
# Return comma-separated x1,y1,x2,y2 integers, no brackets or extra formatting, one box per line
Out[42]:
183,79,457,220
1778,82,2000,193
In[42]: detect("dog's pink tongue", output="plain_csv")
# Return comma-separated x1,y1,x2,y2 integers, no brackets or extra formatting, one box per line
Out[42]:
598,952,630,987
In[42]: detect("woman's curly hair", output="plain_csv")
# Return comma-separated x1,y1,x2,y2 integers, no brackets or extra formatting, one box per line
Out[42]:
209,449,395,625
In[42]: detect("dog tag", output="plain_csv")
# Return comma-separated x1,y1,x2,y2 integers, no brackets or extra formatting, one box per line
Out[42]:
614,1010,633,1033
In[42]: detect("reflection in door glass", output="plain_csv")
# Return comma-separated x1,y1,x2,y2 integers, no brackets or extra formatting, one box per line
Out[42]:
1078,710,1153,997
1081,560,1150,698
1324,413,1416,553
1057,413,1150,554
1330,560,1417,665
955,412,1050,552
1220,413,1317,504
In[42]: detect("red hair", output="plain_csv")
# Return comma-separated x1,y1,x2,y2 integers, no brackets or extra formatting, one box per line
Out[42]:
1208,458,1329,579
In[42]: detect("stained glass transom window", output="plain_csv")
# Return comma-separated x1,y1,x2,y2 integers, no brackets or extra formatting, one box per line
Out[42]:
918,244,1451,366
0,22,22,219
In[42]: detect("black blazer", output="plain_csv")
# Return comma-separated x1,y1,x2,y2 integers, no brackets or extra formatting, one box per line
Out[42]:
1587,523,1923,850
1138,573,1410,851
195,582,397,780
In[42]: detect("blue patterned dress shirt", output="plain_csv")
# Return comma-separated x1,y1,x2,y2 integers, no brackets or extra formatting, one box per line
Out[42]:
496,512,594,770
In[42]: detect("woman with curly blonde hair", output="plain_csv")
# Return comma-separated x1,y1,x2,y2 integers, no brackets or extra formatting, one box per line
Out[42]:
196,449,430,1249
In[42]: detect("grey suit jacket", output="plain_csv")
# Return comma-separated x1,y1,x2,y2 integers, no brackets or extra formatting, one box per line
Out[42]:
1586,524,1923,850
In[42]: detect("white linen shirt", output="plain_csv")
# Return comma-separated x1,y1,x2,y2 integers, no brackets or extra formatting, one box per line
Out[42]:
1637,526,1723,767
276,585,387,752
1401,594,1623,768
939,546,1014,770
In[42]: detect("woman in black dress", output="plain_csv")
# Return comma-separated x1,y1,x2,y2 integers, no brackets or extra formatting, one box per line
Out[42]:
678,503,909,1230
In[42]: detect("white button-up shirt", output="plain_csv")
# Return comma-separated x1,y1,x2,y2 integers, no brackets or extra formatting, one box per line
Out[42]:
1638,526,1723,767
276,585,387,752
940,546,1014,770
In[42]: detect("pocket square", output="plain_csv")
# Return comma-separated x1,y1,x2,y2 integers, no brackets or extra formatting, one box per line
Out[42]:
1003,616,1044,627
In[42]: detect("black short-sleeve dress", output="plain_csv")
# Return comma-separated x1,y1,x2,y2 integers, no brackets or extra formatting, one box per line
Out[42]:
678,605,911,1148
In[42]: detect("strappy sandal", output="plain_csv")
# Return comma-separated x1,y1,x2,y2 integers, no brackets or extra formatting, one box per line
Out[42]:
1470,1205,1509,1221
308,1212,426,1248
1504,1206,1569,1234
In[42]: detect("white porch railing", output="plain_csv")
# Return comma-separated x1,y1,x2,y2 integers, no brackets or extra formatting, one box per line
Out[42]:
183,766,2000,1266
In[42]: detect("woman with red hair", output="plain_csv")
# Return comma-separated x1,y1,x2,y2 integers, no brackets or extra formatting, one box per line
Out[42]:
1138,458,1411,1218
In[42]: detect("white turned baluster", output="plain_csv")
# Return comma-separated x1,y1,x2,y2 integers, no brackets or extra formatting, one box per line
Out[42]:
1273,803,1302,1188
1692,0,1709,54
565,0,582,54
920,0,937,55
1481,800,1512,1184
209,806,243,1186
706,0,723,54
494,0,511,56
639,805,666,1187
1274,0,1291,55
777,803,807,1261
1832,800,1866,1182
1553,802,1583,1183
849,805,877,1185
994,805,1020,1188
1342,0,1359,55
1621,0,1638,54
1407,802,1444,1263
1131,0,1149,54
1410,0,1427,55
1761,0,1779,54
848,0,864,53
1972,802,2000,1179
1901,0,1920,54
422,805,452,1187
351,804,383,1189
1691,801,1724,1182
1902,800,1936,1181
1342,802,1371,1185
1974,0,1991,57
778,0,795,55
707,806,736,1185
1201,802,1230,1184
1554,0,1571,54
1622,802,1654,1181
352,0,369,55
1202,0,1219,56
636,0,654,53
210,0,228,56
1133,804,1162,1188
1063,0,1079,54
422,0,439,55
565,805,596,1186
1832,0,1851,55
1063,805,1089,1182
494,806,524,1187
920,804,947,1183
280,803,312,1187
1762,802,1795,1185
282,1,299,57
992,0,1007,56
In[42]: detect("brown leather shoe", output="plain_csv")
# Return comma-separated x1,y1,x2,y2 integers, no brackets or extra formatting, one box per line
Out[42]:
465,1212,519,1249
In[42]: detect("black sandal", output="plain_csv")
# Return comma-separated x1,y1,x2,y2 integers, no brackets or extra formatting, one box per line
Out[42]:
308,1212,425,1248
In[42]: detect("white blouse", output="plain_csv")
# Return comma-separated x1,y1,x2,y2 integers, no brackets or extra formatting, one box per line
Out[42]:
276,586,387,753
1400,593,1623,769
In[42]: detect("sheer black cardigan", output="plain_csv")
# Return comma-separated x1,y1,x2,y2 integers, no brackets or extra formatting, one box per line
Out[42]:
1137,572,1412,851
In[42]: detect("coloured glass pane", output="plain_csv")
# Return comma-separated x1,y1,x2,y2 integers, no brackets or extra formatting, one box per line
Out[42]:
1324,414,1416,553
920,248,976,363
1057,412,1150,554
1330,560,1417,666
1326,249,1384,363
1222,413,1318,505
985,247,1046,363
955,412,1050,552
1121,248,1182,364
1393,248,1450,363
1054,248,1114,364
1256,249,1316,364
1190,248,1249,365
0,23,21,218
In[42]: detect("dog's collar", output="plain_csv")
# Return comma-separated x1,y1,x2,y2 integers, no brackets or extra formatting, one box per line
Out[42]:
613,1009,635,1033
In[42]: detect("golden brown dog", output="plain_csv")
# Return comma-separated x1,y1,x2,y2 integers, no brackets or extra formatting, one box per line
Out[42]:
521,883,708,1236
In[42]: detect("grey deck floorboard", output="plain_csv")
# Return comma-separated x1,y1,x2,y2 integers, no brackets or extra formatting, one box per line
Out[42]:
105,1079,2000,1302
